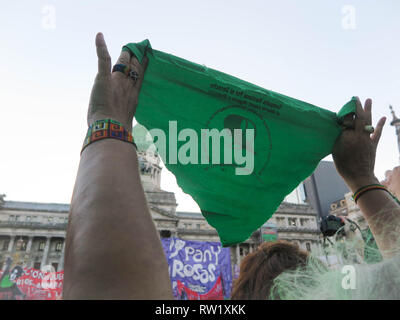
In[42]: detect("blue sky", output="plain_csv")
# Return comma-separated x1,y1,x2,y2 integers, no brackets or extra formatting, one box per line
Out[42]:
1,0,400,211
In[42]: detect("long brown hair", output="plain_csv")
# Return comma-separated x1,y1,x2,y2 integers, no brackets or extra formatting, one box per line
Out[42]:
231,240,310,300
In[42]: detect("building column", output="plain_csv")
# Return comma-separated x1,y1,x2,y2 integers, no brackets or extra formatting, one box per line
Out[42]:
7,235,15,253
40,237,51,269
23,236,34,268
236,244,241,266
58,239,66,271
26,236,34,253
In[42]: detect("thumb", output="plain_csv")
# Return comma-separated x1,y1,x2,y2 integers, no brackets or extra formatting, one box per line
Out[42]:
371,117,386,145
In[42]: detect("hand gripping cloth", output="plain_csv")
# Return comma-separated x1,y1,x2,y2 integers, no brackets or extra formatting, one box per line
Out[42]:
123,40,356,247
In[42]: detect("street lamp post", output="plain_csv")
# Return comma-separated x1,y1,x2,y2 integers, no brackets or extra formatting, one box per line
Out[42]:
390,105,400,163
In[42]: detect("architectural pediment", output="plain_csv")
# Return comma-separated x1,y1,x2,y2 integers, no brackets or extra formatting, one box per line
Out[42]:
149,205,178,222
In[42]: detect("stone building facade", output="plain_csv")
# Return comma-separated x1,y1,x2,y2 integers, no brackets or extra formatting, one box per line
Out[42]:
0,124,321,272
329,192,367,230
175,201,321,269
0,196,68,272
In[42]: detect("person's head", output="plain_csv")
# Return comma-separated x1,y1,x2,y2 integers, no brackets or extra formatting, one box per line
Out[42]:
230,240,310,300
9,266,23,281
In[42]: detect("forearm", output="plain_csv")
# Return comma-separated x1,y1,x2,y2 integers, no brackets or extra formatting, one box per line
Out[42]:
348,176,400,259
63,139,173,299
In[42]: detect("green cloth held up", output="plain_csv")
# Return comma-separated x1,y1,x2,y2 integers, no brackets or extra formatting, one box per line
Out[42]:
123,40,356,247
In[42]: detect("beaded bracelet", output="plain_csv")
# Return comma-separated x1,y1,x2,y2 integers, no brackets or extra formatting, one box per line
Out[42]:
352,184,391,204
81,119,137,155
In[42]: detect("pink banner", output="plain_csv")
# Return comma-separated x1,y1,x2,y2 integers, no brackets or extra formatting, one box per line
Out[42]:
177,276,224,300
0,268,63,300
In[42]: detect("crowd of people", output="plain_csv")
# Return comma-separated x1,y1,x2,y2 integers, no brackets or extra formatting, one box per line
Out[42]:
61,32,400,300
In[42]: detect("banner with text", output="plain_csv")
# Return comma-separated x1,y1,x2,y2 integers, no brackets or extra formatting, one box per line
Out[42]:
161,237,232,300
0,268,63,300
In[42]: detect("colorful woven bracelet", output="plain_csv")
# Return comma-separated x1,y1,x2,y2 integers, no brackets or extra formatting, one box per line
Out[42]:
352,184,390,203
81,119,137,154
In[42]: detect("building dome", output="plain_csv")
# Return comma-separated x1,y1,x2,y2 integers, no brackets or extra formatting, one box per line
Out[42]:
132,123,162,190
132,123,157,153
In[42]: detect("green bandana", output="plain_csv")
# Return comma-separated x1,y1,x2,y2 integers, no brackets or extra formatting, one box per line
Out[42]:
124,40,355,247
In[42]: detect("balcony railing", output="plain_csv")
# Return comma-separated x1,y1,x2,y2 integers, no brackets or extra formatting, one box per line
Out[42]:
277,226,320,234
177,228,218,236
0,221,67,230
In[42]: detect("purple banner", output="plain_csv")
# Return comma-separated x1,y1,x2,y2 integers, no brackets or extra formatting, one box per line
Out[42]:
161,237,233,299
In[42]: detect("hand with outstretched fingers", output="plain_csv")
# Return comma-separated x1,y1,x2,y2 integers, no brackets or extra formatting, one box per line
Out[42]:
87,32,148,131
333,97,386,191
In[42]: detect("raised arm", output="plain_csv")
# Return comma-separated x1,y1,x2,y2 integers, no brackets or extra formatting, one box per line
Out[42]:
333,97,400,259
62,33,173,299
